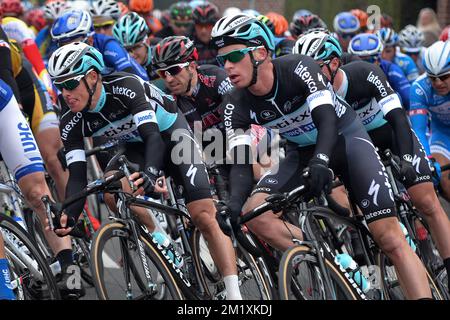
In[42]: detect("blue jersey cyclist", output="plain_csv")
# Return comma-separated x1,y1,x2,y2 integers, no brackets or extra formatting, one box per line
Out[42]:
51,9,149,81
409,41,450,201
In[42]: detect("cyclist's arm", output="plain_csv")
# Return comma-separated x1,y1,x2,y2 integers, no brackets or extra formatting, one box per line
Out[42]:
387,63,411,110
370,64,414,160
223,98,254,215
409,81,431,155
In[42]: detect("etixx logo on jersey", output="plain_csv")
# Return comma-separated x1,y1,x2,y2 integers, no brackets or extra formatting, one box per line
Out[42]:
260,110,276,121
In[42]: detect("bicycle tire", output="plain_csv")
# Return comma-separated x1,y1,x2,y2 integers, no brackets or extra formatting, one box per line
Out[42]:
0,213,61,300
377,251,446,300
278,244,360,300
191,228,273,300
90,222,184,300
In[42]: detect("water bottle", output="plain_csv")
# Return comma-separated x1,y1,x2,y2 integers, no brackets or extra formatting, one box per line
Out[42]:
335,253,370,293
399,222,416,252
152,232,183,268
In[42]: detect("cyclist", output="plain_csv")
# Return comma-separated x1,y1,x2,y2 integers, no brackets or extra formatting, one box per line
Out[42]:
398,25,426,74
211,14,432,299
89,0,121,37
377,27,420,83
24,8,46,36
0,26,80,299
333,11,360,52
128,0,163,35
155,2,194,39
257,14,294,58
290,14,327,39
410,41,450,205
36,0,69,63
0,0,23,19
191,1,220,66
348,33,411,110
51,9,149,81
265,12,294,57
294,31,450,294
48,42,243,299
350,8,369,32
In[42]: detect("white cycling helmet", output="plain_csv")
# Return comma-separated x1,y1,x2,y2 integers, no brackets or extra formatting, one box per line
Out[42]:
422,41,450,76
398,25,424,53
293,30,343,61
89,0,121,20
48,42,105,80
44,0,70,20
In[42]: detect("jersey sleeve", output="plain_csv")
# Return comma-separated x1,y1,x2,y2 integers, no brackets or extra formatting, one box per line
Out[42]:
387,63,411,110
409,80,431,155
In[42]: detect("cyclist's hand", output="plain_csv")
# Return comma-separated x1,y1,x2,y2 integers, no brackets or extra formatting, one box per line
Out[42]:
129,171,167,197
45,213,76,237
400,155,417,185
308,156,334,197
428,157,442,187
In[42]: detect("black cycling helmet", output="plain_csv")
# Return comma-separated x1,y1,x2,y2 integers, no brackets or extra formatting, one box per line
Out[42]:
291,14,327,38
192,1,219,25
152,35,198,69
169,2,193,23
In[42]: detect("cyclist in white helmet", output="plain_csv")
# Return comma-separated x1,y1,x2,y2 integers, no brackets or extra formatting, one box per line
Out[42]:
398,25,426,74
89,0,121,36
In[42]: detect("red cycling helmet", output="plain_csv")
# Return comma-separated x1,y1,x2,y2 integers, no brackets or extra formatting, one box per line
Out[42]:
0,0,23,17
25,9,47,32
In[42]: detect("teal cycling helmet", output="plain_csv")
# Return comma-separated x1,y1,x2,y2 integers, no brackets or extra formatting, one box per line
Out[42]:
113,12,149,47
293,30,343,60
211,14,275,51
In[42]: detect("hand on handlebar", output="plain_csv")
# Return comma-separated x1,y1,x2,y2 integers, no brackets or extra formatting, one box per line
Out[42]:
45,211,77,237
129,171,167,198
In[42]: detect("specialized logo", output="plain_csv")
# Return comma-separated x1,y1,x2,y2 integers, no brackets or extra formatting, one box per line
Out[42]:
112,86,136,99
260,110,276,121
367,71,387,97
294,61,318,93
186,164,197,186
61,112,83,141
368,179,380,206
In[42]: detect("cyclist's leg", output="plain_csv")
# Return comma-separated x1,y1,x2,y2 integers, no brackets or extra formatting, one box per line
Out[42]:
405,130,450,289
29,81,68,200
341,121,431,299
242,143,305,251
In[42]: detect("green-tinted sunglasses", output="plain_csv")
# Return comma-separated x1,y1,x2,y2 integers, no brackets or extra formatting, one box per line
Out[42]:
54,73,86,91
216,46,263,67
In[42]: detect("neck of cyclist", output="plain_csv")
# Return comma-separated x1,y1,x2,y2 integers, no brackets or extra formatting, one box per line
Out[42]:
84,75,103,111
183,68,199,97
247,58,274,96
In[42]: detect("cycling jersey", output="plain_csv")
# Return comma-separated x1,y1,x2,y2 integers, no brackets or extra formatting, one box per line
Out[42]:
337,60,431,185
379,59,411,110
1,17,54,99
92,33,149,80
338,61,413,160
59,72,211,219
0,79,44,181
410,73,450,159
193,35,218,66
0,26,20,101
341,52,361,65
393,51,419,83
35,26,58,63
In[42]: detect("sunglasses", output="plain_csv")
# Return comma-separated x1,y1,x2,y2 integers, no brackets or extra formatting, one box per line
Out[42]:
428,73,450,82
318,60,331,68
53,73,87,91
216,46,263,67
156,62,190,79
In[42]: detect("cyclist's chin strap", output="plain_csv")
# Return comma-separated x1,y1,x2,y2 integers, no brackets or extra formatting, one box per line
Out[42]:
248,52,263,87
326,57,341,85
185,70,194,94
81,75,100,113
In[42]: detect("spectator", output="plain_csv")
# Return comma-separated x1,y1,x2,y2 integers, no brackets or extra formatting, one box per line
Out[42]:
417,8,441,47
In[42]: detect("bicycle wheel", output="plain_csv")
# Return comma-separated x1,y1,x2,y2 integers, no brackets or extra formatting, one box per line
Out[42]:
377,251,446,300
191,228,273,300
278,245,359,300
0,213,60,300
90,222,184,300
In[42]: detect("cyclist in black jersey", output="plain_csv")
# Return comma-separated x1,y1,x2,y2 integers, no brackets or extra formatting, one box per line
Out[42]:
295,30,450,296
211,14,433,299
49,42,243,299
191,1,219,66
